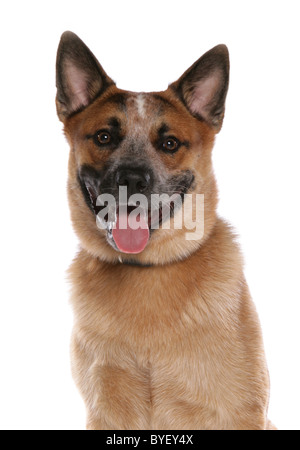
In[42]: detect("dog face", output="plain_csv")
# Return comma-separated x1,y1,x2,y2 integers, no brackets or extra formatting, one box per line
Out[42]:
56,32,229,265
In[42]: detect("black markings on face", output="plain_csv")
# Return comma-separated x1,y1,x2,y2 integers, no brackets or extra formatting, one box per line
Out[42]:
78,162,195,219
166,170,195,195
86,116,124,150
101,92,128,111
151,93,179,110
77,165,103,214
155,122,190,155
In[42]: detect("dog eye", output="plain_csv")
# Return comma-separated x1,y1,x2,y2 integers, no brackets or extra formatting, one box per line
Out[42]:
162,137,179,153
97,131,111,145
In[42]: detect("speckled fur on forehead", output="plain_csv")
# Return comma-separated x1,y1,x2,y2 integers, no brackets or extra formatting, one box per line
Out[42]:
124,92,166,135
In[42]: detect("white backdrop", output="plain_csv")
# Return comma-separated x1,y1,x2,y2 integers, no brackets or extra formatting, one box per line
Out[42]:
0,0,299,430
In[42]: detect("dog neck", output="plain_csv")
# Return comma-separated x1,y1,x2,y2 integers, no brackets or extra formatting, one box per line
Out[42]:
117,255,154,268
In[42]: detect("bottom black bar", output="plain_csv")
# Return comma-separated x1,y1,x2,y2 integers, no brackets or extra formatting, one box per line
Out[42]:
88,431,210,445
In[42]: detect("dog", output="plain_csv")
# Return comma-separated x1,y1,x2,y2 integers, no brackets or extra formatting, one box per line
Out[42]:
56,31,275,430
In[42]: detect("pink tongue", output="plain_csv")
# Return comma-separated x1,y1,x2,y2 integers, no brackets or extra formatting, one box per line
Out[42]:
112,211,149,254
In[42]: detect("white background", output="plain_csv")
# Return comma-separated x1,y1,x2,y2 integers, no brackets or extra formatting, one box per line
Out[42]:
0,0,299,430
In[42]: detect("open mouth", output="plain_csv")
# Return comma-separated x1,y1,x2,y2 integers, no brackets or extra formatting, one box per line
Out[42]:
79,166,193,255
101,201,181,255
84,185,183,254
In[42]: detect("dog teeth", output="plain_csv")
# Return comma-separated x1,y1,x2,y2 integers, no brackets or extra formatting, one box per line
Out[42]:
107,210,117,233
107,221,115,234
96,216,116,232
101,220,116,232
96,208,117,232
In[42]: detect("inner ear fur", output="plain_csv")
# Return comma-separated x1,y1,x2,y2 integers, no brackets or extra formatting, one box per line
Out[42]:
56,31,115,121
170,45,230,132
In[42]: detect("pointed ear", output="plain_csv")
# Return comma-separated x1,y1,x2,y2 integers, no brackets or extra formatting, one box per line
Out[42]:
170,45,229,131
56,31,115,121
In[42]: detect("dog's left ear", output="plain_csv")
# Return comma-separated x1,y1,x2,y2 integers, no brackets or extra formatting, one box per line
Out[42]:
56,31,115,121
170,45,229,131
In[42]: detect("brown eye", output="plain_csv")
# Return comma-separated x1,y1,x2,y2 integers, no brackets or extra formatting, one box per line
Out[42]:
162,137,179,152
97,131,111,145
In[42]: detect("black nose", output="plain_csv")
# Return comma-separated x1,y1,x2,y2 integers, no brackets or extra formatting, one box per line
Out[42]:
115,167,152,196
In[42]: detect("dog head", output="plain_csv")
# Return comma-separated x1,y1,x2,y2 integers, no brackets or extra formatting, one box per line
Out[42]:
56,32,229,265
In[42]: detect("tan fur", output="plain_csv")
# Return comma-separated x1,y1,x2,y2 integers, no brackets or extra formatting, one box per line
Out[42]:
69,220,272,430
57,35,275,429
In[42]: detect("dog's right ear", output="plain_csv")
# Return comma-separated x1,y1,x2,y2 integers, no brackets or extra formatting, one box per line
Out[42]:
56,31,115,121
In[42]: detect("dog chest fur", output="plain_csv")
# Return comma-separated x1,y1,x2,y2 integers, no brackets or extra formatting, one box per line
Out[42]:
69,218,269,430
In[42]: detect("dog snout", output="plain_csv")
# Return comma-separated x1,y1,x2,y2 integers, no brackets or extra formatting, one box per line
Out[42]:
115,167,153,197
